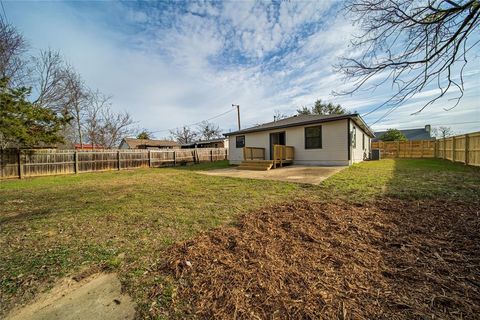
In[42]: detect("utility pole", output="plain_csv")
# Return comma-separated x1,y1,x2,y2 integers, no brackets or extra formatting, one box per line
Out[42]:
232,104,241,130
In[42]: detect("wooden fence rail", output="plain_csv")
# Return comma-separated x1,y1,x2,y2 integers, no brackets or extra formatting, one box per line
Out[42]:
0,148,228,179
371,131,480,166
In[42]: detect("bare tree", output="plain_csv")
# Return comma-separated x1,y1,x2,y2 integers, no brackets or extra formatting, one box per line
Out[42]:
336,0,480,118
63,68,88,147
82,90,135,148
0,22,28,84
432,126,455,138
83,89,112,146
31,49,69,112
97,107,135,148
197,121,222,140
170,126,198,144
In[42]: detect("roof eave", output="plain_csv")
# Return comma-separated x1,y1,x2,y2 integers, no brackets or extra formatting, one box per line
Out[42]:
224,114,370,136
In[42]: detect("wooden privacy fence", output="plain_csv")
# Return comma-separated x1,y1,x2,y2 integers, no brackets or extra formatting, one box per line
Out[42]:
436,132,480,166
371,140,436,158
0,148,228,179
371,131,480,166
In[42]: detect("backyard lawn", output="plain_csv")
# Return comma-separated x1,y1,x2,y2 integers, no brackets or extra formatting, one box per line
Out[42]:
1,159,479,318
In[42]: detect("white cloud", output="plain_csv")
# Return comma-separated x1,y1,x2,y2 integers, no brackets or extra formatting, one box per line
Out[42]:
5,0,480,136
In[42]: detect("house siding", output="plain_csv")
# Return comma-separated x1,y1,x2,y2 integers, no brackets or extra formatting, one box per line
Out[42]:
349,121,371,164
229,119,351,166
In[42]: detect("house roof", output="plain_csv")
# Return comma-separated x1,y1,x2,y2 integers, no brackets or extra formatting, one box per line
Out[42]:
224,113,375,137
373,127,433,141
121,138,179,148
182,138,226,146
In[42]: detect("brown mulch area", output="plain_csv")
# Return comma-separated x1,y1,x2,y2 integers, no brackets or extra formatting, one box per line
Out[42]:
149,199,480,319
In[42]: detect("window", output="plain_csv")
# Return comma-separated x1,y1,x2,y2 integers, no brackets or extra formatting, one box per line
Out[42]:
236,135,245,148
362,133,365,150
305,126,322,149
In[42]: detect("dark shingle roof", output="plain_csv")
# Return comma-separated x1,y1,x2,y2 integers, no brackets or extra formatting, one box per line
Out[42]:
224,114,375,137
373,128,433,141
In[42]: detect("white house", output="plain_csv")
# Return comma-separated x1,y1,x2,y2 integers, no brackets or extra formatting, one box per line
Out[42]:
224,113,374,167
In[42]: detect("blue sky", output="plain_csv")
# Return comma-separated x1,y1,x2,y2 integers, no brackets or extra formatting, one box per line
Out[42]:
5,0,480,136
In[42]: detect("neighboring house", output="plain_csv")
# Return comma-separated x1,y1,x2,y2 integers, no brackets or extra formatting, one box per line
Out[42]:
182,138,229,149
74,144,104,150
373,125,433,142
119,138,179,149
225,113,374,166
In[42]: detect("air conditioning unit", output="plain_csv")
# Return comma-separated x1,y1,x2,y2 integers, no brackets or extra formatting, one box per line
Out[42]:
371,149,381,160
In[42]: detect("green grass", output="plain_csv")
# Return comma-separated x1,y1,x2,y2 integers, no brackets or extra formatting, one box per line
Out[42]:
1,159,479,316
323,158,480,202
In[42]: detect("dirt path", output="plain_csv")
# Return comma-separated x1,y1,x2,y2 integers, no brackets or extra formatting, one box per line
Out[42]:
6,273,135,320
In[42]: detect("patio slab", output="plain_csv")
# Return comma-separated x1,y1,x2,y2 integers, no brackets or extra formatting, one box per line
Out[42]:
198,165,345,185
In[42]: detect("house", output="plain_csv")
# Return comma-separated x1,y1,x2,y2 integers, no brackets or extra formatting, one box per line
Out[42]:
373,125,433,141
119,138,179,149
181,138,229,149
74,144,104,150
225,113,374,167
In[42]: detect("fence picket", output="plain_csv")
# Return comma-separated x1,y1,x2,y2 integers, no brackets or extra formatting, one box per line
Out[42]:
371,130,480,167
0,148,228,179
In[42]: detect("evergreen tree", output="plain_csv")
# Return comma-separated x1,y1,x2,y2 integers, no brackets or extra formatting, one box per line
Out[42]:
297,99,348,115
0,78,69,148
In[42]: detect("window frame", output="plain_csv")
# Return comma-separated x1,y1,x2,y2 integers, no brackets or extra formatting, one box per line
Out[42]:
304,125,322,149
235,135,245,148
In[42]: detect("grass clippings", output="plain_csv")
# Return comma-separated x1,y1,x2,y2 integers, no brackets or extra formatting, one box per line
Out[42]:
152,199,480,319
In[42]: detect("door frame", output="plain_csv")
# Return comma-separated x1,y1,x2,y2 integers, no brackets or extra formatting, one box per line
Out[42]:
269,131,286,160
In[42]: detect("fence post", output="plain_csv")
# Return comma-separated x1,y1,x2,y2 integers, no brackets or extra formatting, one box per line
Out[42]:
225,148,228,160
148,150,151,168
210,149,213,162
465,134,470,165
173,150,176,167
396,141,400,158
74,151,79,174
117,150,121,170
17,149,23,179
452,136,456,162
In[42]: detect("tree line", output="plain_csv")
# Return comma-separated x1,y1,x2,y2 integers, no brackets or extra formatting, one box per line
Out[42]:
0,22,137,149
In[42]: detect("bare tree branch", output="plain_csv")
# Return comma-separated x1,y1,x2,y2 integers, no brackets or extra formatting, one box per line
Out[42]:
169,126,198,144
335,0,480,116
0,21,28,85
197,121,222,140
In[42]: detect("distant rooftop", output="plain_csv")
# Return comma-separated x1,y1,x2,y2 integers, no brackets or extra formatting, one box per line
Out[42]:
373,125,434,141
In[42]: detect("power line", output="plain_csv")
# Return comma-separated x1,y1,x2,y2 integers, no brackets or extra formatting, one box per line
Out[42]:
372,120,480,130
150,106,237,134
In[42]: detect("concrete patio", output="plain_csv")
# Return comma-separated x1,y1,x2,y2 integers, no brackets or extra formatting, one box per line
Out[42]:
198,165,345,185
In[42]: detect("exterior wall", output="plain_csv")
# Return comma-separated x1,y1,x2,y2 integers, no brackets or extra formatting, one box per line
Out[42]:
119,141,129,149
350,121,371,163
228,119,350,166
